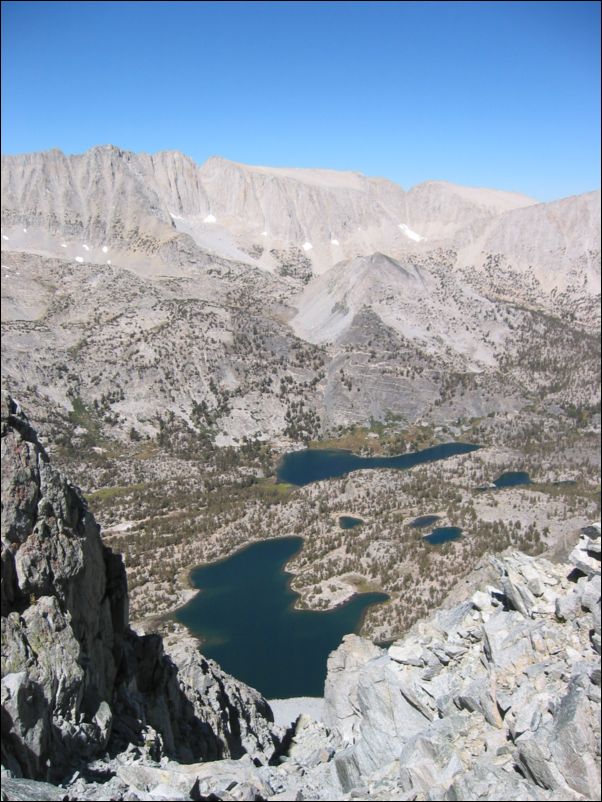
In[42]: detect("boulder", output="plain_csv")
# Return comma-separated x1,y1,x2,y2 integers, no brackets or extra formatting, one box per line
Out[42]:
569,534,601,578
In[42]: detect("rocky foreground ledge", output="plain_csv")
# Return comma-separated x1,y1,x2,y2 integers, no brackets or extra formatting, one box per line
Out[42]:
1,394,601,800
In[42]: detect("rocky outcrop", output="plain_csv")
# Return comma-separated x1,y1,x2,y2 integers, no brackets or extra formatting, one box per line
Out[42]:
321,531,601,800
1,394,126,777
1,395,280,781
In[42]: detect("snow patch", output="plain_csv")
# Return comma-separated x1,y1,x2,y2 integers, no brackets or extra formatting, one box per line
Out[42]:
203,214,217,224
22,228,28,233
330,239,339,246
102,246,109,253
106,260,112,265
60,243,67,248
83,244,90,251
261,231,268,237
169,211,184,220
302,241,313,252
2,235,8,241
75,257,84,263
398,223,425,242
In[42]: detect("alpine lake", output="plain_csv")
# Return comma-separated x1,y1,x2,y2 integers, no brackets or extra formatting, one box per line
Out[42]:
176,441,480,697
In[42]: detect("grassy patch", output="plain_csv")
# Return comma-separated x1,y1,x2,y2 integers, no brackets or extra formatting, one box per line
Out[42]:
528,481,601,505
308,420,438,456
133,441,160,460
308,425,382,454
88,483,148,502
343,573,384,594
254,477,296,501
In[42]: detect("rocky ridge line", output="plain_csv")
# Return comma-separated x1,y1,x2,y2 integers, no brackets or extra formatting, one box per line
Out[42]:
3,146,599,292
320,528,601,800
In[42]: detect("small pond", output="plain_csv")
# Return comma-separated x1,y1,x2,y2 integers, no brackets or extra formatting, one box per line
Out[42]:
424,526,463,545
339,515,364,530
493,471,532,488
410,514,442,529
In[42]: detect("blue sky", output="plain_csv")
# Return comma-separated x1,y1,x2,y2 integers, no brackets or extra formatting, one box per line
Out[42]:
2,1,600,200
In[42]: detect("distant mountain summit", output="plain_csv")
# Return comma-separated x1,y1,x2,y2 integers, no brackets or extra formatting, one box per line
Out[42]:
2,145,599,291
0,147,529,258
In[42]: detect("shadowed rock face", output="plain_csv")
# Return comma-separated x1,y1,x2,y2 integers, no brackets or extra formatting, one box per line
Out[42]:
1,395,280,781
1,394,124,777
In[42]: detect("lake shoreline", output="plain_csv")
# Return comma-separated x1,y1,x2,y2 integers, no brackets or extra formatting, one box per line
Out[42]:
173,536,389,697
136,532,390,642
276,441,481,486
133,441,484,639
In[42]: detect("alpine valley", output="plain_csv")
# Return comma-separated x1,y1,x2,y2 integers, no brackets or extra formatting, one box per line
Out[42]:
1,146,600,800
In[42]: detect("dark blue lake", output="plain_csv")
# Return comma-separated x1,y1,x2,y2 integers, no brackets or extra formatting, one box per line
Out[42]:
494,471,531,488
175,537,388,698
410,514,441,529
277,442,480,486
339,515,364,530
424,526,463,545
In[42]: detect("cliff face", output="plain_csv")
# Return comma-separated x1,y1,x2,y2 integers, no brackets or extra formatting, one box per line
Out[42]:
0,147,536,258
0,395,280,781
1,393,125,777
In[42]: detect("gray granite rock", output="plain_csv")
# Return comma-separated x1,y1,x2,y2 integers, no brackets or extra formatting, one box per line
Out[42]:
319,536,600,800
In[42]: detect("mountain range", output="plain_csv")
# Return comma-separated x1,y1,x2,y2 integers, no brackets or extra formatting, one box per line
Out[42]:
2,146,599,446
2,146,599,289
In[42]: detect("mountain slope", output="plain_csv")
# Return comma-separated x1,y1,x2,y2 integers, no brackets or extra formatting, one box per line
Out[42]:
1,145,599,449
460,189,601,293
290,251,508,367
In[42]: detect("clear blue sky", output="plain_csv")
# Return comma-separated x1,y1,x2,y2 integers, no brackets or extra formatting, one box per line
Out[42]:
2,1,600,200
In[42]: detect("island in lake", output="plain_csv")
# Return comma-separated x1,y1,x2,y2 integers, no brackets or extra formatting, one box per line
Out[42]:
176,537,388,698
